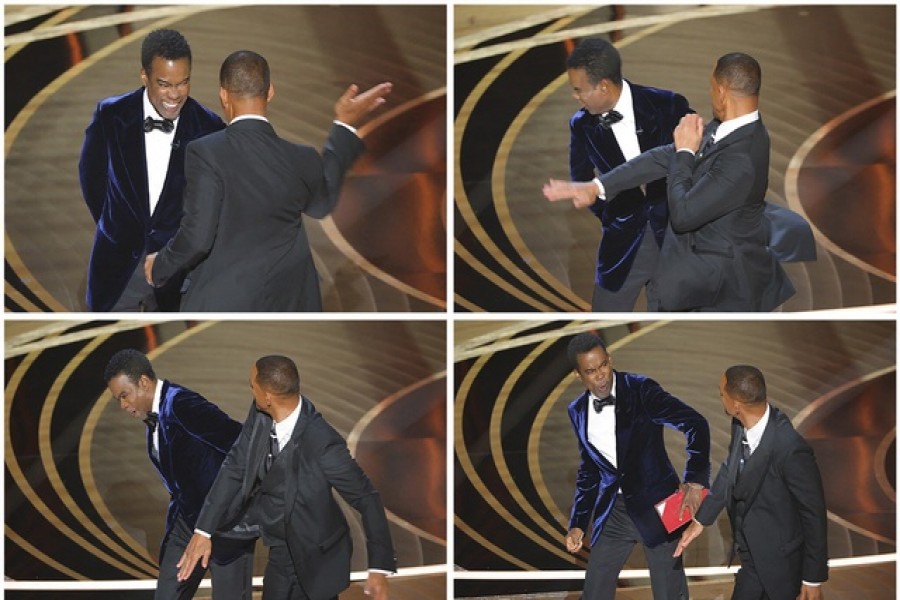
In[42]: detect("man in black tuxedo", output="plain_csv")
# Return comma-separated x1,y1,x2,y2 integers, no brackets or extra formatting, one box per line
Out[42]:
79,29,225,311
564,38,692,311
177,355,395,600
104,349,256,599
674,365,828,600
565,332,710,600
145,50,392,311
545,52,795,311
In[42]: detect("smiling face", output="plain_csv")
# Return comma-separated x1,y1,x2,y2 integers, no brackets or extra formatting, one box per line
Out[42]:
108,373,154,419
574,347,614,399
141,56,191,120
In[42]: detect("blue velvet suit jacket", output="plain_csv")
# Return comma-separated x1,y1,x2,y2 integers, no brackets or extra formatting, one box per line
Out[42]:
150,380,242,563
568,82,691,292
695,407,828,599
568,371,710,548
79,88,224,311
196,399,396,599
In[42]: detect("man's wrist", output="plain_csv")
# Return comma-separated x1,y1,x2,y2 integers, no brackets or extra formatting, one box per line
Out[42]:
334,119,358,135
802,581,822,587
194,528,211,539
685,482,705,490
369,568,392,575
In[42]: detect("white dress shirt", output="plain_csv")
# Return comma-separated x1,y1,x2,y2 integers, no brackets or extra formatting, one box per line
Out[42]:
587,377,618,468
142,90,179,216
608,80,642,162
150,379,163,456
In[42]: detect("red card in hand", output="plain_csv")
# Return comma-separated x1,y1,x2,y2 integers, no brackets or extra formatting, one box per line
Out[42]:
655,488,709,533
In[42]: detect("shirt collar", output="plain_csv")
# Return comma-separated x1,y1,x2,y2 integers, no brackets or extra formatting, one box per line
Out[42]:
142,89,180,127
714,110,759,142
274,397,303,441
744,402,770,451
230,114,269,125
151,378,163,414
608,80,634,123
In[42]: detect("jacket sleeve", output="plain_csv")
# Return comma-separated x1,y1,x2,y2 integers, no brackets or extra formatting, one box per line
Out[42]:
303,123,366,219
695,422,739,526
152,141,224,286
666,144,756,233
599,143,674,201
170,393,242,454
781,440,829,583
195,402,256,534
640,378,711,487
316,422,397,572
79,103,108,224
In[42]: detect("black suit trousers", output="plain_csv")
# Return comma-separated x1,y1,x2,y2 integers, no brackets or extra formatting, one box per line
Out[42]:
263,545,338,600
156,513,254,600
732,546,769,600
582,495,688,600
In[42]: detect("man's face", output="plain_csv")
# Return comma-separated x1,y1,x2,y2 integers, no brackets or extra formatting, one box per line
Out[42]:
709,72,726,122
250,365,269,414
567,67,614,116
141,56,191,121
109,373,154,419
574,347,614,399
718,373,737,416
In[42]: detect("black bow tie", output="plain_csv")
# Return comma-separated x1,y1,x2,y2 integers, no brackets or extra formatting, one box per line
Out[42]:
144,116,174,134
592,396,615,413
143,411,159,432
597,110,623,130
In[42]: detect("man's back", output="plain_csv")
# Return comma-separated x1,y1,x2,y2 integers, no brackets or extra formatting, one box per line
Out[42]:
165,119,363,311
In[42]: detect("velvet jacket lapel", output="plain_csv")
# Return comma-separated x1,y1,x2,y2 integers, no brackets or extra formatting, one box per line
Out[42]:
114,89,151,220
574,390,613,473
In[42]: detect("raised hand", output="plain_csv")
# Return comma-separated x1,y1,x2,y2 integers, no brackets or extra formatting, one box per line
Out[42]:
334,82,393,127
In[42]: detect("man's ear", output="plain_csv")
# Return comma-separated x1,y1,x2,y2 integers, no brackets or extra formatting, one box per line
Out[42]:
267,82,275,103
140,68,149,88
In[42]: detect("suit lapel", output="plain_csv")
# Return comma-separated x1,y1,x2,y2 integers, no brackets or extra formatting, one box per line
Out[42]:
613,372,633,465
629,83,662,151
243,406,271,500
284,399,311,524
118,89,151,219
733,405,776,500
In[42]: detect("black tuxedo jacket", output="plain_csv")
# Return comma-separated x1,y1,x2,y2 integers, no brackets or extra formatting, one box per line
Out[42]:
151,119,364,311
78,88,224,311
196,399,396,600
601,117,795,311
150,380,243,563
568,371,710,548
569,82,691,292
696,406,828,600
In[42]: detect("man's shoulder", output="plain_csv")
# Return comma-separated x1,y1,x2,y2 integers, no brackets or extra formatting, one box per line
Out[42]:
629,82,684,103
181,97,225,127
94,88,142,116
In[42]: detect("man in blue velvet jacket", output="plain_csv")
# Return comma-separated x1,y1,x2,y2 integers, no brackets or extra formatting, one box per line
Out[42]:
565,38,692,311
79,29,224,311
105,349,255,599
565,332,710,600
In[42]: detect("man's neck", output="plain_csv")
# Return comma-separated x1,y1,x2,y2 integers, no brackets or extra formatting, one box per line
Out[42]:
269,397,300,423
738,404,766,429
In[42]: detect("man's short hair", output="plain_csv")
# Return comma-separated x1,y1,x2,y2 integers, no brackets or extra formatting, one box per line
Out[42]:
255,355,300,396
714,52,761,97
566,332,609,369
566,37,623,86
141,29,192,73
220,50,270,98
724,365,767,404
104,349,155,384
